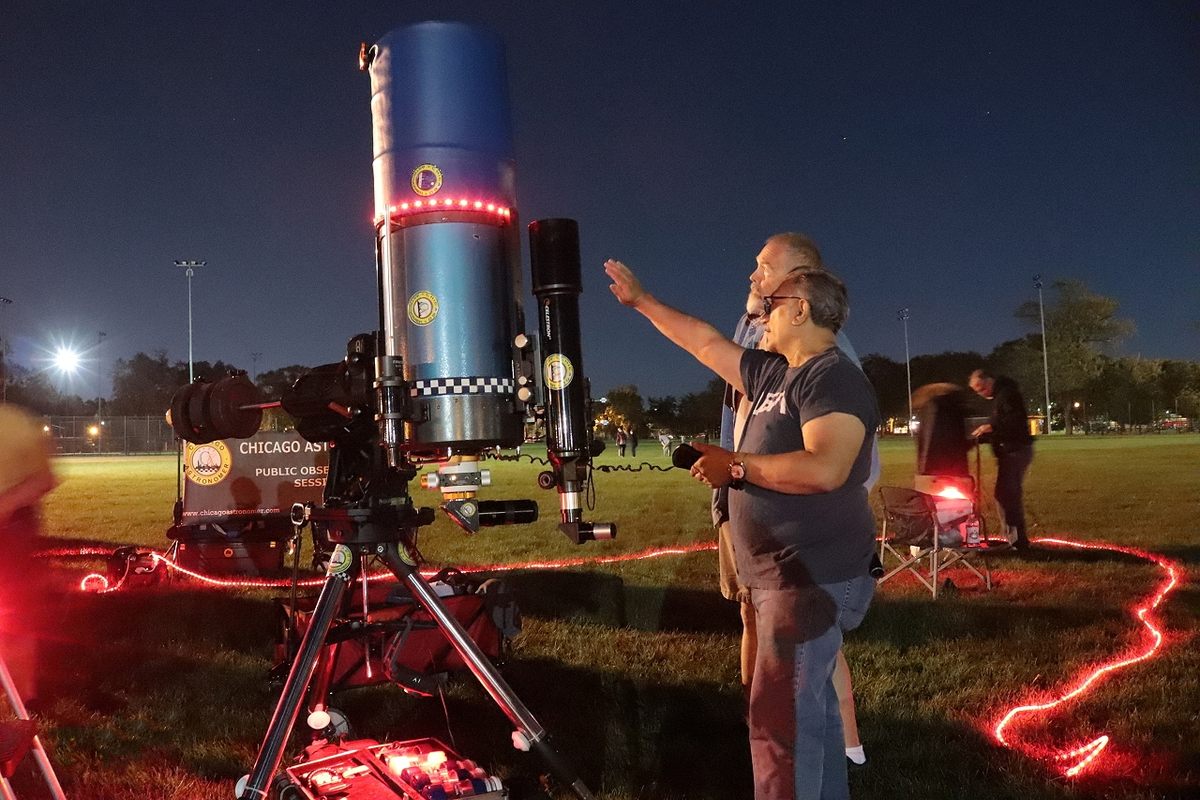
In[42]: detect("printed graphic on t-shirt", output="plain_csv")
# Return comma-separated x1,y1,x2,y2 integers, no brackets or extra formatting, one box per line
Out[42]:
754,392,787,416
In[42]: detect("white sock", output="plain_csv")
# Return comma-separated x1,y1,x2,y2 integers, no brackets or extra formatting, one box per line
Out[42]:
845,745,866,765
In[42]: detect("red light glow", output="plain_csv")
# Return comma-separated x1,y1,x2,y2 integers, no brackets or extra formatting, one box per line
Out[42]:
79,573,109,592
46,542,719,593
991,536,1182,778
936,486,969,500
378,198,512,223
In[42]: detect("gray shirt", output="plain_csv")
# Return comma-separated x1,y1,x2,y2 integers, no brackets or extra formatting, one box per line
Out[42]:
729,347,880,589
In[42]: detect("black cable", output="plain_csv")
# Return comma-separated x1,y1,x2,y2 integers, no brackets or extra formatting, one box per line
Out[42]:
593,461,675,473
438,683,457,751
481,451,549,466
585,459,597,511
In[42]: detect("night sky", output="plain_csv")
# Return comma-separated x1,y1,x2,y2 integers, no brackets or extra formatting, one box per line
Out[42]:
2,1,1196,400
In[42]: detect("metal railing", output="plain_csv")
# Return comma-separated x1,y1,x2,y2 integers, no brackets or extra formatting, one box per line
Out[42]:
42,416,177,454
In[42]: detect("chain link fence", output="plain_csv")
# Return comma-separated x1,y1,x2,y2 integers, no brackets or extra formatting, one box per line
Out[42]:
43,416,177,454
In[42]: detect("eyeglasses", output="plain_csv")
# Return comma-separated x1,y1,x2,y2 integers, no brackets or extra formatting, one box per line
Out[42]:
760,294,807,316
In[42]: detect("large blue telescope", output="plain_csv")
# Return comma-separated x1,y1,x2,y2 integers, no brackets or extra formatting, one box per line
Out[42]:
366,22,528,455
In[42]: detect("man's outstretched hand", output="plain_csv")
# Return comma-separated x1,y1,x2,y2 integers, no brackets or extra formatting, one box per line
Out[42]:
605,259,647,308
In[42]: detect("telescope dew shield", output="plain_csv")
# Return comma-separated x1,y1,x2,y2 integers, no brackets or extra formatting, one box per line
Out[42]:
367,22,525,454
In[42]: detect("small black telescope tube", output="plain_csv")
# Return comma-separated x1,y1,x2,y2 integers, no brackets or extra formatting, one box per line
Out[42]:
529,218,587,462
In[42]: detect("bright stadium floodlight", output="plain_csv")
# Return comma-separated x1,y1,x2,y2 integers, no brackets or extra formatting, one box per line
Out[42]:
54,346,82,374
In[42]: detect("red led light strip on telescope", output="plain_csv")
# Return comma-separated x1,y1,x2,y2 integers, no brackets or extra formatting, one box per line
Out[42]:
992,536,1182,778
375,198,512,225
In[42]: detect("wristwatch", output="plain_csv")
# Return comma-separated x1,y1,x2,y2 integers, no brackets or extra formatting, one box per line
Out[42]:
729,457,746,490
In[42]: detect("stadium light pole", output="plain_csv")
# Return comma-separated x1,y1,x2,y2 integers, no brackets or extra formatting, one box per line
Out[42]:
173,260,206,381
897,307,912,436
251,351,262,382
0,295,11,404
96,330,107,418
1034,275,1051,433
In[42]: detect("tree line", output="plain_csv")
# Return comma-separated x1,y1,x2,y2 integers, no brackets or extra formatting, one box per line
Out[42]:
598,279,1200,437
4,280,1196,434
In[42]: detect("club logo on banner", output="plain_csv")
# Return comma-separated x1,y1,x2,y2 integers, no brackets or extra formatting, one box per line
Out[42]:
185,441,233,486
179,432,330,521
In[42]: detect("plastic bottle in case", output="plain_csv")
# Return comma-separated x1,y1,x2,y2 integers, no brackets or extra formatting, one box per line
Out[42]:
965,515,981,546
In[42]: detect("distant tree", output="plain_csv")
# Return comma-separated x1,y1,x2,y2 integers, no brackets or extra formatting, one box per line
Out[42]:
109,351,186,415
675,377,724,439
987,336,1048,414
190,360,245,383
911,351,988,390
644,395,680,433
603,384,645,434
861,354,906,420
1129,356,1167,424
1159,360,1200,414
1015,279,1133,432
3,364,89,415
256,365,311,400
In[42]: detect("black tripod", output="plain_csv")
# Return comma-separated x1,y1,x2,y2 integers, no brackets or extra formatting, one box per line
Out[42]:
236,504,595,800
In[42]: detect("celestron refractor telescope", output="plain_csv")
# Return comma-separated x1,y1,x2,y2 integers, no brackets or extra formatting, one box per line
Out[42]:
168,22,611,800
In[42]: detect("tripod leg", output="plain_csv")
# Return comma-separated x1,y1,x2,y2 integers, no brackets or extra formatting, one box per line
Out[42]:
379,542,596,800
0,654,67,800
237,545,357,800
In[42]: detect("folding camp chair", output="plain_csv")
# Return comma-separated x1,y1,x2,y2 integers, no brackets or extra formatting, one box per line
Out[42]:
0,654,66,800
876,485,999,598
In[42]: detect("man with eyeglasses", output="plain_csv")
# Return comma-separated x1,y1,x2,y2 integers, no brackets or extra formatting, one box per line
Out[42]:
606,252,879,800
717,235,879,767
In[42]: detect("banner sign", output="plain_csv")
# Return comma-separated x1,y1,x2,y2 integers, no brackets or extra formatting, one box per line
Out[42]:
181,431,329,521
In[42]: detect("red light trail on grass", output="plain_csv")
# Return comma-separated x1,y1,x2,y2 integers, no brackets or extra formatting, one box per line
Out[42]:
992,535,1182,778
46,541,719,592
43,535,1184,778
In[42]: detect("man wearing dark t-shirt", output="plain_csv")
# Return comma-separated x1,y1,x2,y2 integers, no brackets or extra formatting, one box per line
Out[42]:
969,369,1034,549
606,257,879,800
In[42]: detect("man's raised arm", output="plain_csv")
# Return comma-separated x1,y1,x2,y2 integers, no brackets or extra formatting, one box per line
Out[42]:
605,259,745,393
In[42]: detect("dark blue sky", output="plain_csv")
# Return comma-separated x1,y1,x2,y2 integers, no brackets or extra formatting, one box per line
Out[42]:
2,1,1196,400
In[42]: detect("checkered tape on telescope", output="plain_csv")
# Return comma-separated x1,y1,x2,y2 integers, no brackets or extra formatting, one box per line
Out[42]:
408,377,515,397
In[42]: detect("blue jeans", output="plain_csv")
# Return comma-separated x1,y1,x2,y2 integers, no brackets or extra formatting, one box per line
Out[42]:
749,576,875,800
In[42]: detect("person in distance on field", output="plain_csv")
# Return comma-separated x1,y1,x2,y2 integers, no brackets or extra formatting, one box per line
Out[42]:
968,369,1034,550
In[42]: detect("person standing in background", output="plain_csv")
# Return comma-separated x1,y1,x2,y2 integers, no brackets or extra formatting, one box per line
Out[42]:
969,369,1034,550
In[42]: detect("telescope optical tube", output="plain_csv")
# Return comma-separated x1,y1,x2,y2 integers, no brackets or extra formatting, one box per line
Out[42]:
529,219,614,543
366,22,527,458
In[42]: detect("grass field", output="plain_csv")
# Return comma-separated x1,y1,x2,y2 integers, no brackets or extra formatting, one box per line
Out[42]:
7,434,1198,798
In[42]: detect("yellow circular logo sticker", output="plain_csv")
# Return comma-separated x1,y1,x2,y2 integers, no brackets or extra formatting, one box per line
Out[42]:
185,441,233,486
544,354,574,391
407,291,439,326
328,544,354,576
411,163,443,196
